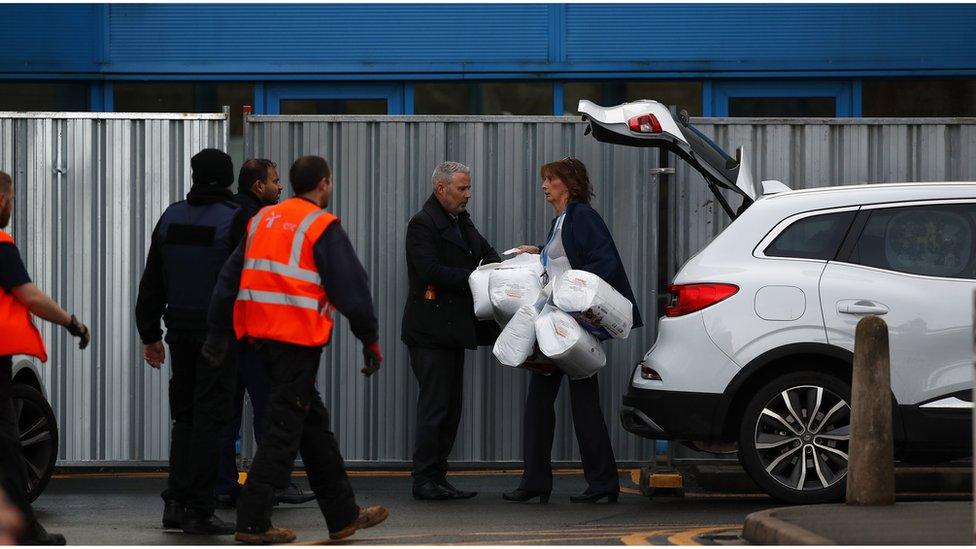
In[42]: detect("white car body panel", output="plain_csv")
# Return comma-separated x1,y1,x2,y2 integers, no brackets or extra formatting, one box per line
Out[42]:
646,182,976,407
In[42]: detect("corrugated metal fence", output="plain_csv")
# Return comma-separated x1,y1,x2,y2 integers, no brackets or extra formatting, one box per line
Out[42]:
0,112,228,464
3,112,975,464
244,115,662,464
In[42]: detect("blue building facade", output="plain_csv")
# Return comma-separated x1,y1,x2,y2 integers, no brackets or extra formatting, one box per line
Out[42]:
2,3,975,118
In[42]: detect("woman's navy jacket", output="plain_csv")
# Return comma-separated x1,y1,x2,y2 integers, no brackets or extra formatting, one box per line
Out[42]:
541,200,643,330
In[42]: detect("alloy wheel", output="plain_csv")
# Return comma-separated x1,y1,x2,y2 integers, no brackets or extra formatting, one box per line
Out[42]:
753,384,850,492
14,392,57,499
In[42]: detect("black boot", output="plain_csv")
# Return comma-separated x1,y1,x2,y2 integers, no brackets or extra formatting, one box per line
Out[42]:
162,500,184,529
412,480,453,500
502,489,550,503
437,478,477,499
20,523,66,546
181,511,235,535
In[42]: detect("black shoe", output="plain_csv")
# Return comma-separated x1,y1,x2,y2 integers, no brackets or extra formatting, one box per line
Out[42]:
502,489,551,503
438,478,477,499
214,492,237,509
569,491,618,503
275,482,316,505
21,523,66,546
162,500,184,529
181,513,235,535
412,480,453,500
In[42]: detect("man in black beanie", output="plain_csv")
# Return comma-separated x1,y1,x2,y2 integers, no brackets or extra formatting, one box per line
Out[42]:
136,148,246,535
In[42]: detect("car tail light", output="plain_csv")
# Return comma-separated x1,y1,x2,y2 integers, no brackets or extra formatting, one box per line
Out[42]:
665,283,738,317
640,364,662,381
627,114,662,134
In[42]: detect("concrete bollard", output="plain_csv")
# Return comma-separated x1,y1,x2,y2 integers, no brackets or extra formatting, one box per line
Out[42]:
846,315,896,506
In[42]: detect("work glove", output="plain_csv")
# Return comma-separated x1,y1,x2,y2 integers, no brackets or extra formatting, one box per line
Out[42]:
361,340,383,377
66,314,90,350
201,330,231,368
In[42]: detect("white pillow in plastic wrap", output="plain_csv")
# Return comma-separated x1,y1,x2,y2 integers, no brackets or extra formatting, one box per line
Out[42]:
468,263,501,320
492,304,541,367
534,306,607,380
553,269,633,339
488,266,543,325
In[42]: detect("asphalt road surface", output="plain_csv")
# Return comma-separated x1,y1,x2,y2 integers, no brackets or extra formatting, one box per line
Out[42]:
31,469,774,545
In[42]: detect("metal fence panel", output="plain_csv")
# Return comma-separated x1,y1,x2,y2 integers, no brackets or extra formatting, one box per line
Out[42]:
0,112,228,463
245,115,661,463
5,113,975,466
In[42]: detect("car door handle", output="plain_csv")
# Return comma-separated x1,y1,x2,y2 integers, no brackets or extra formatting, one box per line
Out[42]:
836,299,889,315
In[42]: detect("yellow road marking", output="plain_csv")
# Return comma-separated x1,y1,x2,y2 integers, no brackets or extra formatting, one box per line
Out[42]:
620,528,683,545
667,525,740,546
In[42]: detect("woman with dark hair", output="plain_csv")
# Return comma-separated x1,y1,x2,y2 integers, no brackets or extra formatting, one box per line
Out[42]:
503,157,643,504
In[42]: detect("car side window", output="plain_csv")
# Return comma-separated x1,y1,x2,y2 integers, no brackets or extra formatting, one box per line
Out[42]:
848,203,975,279
764,211,856,260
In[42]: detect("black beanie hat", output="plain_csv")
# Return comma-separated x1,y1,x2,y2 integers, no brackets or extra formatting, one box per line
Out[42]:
191,148,235,187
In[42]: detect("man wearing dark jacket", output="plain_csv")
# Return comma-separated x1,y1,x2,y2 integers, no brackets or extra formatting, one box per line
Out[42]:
215,159,314,507
135,148,244,535
401,161,500,500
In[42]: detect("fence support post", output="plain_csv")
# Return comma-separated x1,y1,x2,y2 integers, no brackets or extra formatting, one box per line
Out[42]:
846,315,895,506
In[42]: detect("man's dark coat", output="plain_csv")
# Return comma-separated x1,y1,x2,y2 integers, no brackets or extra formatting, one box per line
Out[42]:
401,194,501,350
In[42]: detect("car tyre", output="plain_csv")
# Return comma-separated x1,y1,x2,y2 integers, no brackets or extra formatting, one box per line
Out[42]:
738,371,851,504
12,384,59,502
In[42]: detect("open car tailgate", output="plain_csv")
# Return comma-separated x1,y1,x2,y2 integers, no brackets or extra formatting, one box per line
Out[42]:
579,99,757,218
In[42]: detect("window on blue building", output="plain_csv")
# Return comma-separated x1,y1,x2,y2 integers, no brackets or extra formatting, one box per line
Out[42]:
862,79,976,117
563,81,702,116
280,99,387,115
414,81,552,115
114,82,253,168
0,82,89,111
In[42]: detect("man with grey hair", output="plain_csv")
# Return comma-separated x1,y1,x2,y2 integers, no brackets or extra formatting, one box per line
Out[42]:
401,161,500,500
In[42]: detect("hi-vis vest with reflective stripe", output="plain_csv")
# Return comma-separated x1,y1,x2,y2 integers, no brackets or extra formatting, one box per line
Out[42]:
233,198,338,347
0,230,47,361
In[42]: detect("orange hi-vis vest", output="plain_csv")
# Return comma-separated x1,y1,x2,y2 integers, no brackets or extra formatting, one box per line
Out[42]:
0,230,48,361
233,198,338,347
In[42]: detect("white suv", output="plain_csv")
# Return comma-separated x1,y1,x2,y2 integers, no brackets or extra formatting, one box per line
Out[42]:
580,100,974,504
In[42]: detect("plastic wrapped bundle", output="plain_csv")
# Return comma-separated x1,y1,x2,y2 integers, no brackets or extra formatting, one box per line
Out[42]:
469,263,501,320
468,254,543,321
553,269,633,339
492,304,541,367
488,264,543,325
534,306,607,380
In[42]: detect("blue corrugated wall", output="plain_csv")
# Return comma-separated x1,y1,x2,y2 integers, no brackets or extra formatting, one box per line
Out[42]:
1,3,975,78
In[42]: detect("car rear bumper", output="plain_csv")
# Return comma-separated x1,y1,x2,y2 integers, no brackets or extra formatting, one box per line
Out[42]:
620,386,724,441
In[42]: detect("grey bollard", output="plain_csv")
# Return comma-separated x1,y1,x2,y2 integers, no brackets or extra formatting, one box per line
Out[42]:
846,315,895,506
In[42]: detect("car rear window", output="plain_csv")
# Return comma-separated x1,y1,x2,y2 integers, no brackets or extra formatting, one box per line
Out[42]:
764,211,856,260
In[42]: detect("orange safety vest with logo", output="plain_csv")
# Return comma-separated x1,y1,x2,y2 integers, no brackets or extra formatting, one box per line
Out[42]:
233,198,338,347
0,230,48,362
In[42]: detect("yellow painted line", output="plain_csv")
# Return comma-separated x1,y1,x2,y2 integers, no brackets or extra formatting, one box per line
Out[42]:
667,525,740,546
621,528,683,545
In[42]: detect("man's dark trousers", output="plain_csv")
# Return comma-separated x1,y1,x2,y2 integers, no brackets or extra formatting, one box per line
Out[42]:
161,330,236,517
235,340,358,534
409,346,464,486
215,343,271,499
0,355,41,538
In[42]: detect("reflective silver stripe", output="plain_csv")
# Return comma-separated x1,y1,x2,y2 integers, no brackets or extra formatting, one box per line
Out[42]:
246,208,267,252
290,209,327,266
243,258,321,285
237,289,321,312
